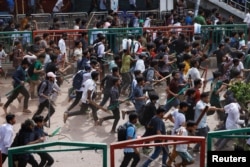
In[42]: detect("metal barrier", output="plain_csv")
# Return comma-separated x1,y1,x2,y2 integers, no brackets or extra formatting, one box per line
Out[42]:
88,27,143,54
0,14,14,27
16,13,52,30
207,127,250,151
110,135,206,167
127,10,160,20
200,24,248,51
8,141,108,167
0,31,33,54
87,11,109,29
143,26,194,42
33,29,86,57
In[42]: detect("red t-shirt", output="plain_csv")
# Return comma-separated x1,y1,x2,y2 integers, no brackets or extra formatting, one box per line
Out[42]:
194,88,200,103
167,79,179,99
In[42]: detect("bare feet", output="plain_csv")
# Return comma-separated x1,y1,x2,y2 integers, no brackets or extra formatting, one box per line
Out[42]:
121,110,126,120
23,109,32,113
3,106,7,115
63,113,68,123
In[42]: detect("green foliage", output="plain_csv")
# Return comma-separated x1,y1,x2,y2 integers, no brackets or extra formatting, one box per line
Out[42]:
229,82,250,107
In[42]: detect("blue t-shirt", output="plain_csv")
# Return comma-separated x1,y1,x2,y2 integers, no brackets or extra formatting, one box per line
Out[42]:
124,122,136,153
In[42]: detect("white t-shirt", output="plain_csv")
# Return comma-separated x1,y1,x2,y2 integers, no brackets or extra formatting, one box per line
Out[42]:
134,59,145,73
0,49,7,67
81,78,96,103
73,25,79,30
237,61,244,72
171,109,186,134
224,102,244,130
175,126,188,152
0,123,14,154
186,67,201,81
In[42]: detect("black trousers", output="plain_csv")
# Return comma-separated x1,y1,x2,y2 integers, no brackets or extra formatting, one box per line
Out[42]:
4,86,30,109
37,152,54,167
33,99,55,122
18,154,38,167
120,152,140,167
102,107,120,131
1,153,7,164
67,91,83,111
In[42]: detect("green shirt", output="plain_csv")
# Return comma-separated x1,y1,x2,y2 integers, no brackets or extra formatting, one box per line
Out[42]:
31,60,42,81
194,15,206,25
121,54,131,73
210,80,222,107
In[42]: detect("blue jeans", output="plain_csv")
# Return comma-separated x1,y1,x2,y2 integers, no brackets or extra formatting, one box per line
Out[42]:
142,146,168,167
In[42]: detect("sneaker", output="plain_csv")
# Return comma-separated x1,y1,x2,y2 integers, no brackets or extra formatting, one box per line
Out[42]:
63,113,68,123
23,109,32,113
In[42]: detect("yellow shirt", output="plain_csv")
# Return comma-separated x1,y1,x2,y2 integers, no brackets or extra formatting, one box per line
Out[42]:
183,60,190,75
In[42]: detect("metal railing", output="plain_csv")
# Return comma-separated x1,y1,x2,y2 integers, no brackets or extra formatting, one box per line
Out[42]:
110,135,206,167
221,0,250,13
200,24,248,51
0,14,14,27
88,27,143,54
8,141,108,167
0,30,33,54
143,25,194,42
207,127,250,151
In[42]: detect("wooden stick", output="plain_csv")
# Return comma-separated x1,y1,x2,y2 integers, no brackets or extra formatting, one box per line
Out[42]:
153,74,172,86
195,106,209,125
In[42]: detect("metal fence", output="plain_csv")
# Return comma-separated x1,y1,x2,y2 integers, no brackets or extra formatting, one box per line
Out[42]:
8,141,108,167
33,29,86,57
143,25,194,42
0,31,33,54
88,27,143,54
16,13,52,30
0,14,14,28
200,24,248,51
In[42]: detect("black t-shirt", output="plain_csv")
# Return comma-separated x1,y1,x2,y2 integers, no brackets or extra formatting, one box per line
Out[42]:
148,116,166,135
213,49,225,66
143,102,157,126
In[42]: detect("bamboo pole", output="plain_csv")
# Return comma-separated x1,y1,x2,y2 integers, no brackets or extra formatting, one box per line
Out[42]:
15,0,18,15
22,0,24,14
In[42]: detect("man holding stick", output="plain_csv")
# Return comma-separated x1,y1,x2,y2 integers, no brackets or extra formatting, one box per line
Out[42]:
193,92,224,152
3,59,31,114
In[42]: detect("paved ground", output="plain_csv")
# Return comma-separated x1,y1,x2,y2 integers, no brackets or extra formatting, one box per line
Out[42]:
0,69,233,167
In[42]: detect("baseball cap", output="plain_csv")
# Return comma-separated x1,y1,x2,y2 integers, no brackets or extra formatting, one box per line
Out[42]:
47,72,56,78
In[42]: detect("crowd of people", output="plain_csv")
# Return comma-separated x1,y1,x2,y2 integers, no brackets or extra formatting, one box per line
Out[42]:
1,3,250,167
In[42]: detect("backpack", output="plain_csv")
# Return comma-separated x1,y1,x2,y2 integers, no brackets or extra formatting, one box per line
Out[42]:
117,123,135,141
27,61,36,77
37,80,49,95
93,42,101,56
128,17,135,27
143,67,154,81
72,70,87,90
